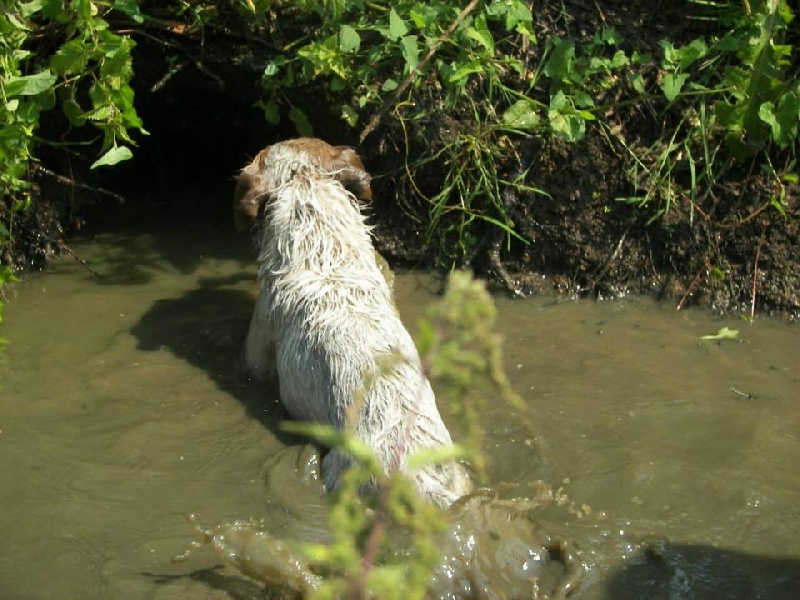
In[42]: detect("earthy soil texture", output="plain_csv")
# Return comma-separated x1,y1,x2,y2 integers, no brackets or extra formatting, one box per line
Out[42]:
363,0,799,318
7,0,799,319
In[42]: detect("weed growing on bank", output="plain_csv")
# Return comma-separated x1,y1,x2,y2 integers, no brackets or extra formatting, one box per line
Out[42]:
244,0,797,261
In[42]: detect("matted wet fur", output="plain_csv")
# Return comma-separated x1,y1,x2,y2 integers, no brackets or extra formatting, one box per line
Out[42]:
237,138,472,508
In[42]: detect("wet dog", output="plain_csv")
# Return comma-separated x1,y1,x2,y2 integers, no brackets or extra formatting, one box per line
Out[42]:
235,138,471,507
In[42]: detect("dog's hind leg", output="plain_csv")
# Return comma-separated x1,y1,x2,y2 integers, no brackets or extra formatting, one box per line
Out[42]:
242,297,278,384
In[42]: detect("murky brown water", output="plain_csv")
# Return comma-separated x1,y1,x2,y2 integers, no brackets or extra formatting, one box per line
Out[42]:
1,217,799,599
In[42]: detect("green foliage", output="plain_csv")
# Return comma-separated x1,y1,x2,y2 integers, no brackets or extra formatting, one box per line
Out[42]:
1,0,146,325
538,29,647,142
618,0,797,221
254,1,533,126
249,0,797,239
658,0,797,158
283,271,522,598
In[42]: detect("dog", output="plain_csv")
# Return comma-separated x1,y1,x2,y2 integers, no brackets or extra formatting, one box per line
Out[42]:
235,138,471,508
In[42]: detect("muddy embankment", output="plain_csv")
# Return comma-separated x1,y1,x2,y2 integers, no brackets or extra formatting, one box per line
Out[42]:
7,0,799,319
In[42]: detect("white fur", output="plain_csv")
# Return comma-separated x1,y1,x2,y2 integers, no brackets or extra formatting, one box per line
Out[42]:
243,145,471,508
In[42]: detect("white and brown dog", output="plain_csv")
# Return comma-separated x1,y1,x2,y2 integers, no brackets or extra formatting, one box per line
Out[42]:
235,138,471,508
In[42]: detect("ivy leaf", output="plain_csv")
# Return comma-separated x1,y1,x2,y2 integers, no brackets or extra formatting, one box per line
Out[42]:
91,145,133,169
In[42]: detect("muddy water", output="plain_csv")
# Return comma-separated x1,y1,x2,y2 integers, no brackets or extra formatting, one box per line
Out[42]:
1,218,799,599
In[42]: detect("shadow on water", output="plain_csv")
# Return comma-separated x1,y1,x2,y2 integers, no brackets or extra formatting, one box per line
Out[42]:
127,275,300,446
606,541,800,600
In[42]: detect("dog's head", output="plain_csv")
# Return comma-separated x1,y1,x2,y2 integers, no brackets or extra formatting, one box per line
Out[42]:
234,138,372,232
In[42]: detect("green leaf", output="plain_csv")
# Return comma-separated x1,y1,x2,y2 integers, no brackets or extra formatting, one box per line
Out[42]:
84,105,113,121
401,35,419,71
388,8,408,41
762,91,800,148
4,70,56,97
51,39,89,75
548,92,585,141
260,100,280,125
701,327,740,341
465,15,494,54
664,38,707,70
339,24,360,53
90,146,133,169
543,38,575,82
610,49,629,69
112,0,145,23
340,104,358,127
660,72,688,102
629,72,646,94
502,98,540,129
289,106,313,136
448,59,484,83
19,0,47,17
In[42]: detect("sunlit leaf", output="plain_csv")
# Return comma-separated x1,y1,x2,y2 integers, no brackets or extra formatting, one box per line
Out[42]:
388,8,408,41
701,327,740,341
401,35,419,71
660,72,688,102
90,145,133,169
4,71,56,97
339,24,360,53
502,98,540,129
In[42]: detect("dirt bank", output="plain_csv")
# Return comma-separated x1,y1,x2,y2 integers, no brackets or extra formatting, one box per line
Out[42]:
5,0,798,319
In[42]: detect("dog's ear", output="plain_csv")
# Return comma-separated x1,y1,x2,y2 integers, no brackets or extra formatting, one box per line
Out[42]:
332,146,372,202
234,148,271,232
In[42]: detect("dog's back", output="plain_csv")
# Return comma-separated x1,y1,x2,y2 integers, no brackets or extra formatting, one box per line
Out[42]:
241,143,472,507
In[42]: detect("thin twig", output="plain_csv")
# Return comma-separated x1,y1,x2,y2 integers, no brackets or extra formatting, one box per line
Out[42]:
359,0,480,144
675,260,708,312
749,221,768,322
56,241,105,278
589,226,630,293
33,164,126,204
